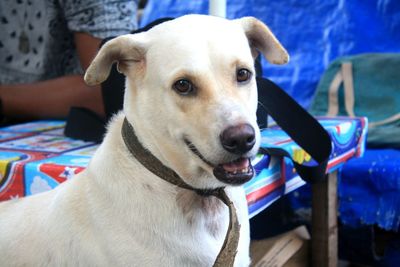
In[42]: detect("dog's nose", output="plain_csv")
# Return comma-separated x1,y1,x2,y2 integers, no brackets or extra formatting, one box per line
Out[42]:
220,124,256,154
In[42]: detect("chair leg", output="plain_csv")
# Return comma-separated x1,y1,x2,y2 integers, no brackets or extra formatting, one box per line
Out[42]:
311,171,338,267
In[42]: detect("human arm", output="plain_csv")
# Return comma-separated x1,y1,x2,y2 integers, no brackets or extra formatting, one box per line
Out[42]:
0,32,104,121
0,0,137,122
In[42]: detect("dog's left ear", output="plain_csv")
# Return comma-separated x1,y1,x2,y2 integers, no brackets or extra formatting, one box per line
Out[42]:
84,34,147,86
236,17,289,65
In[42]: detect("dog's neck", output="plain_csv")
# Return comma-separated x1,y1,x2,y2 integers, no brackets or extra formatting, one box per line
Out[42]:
121,117,219,196
121,117,240,266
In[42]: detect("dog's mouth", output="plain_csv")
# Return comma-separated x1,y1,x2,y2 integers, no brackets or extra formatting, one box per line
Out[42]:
184,139,254,185
213,157,254,185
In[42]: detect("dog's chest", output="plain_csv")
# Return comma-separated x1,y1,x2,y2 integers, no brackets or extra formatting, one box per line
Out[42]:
106,190,231,266
176,190,227,238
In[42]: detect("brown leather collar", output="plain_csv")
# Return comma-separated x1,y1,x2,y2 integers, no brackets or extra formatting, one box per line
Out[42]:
121,117,240,266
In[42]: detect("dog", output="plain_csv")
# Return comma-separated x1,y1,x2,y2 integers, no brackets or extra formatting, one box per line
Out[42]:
0,15,288,266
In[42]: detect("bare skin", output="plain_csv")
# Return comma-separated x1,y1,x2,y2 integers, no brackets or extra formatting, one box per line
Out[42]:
0,32,105,121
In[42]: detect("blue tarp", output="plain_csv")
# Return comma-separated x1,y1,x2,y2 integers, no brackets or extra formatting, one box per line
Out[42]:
140,0,400,109
340,149,400,231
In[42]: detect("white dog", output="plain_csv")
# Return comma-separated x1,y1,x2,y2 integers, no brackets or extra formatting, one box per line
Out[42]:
0,15,288,266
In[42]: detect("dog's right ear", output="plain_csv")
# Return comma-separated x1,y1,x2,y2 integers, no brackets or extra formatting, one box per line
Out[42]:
236,17,289,65
84,34,147,86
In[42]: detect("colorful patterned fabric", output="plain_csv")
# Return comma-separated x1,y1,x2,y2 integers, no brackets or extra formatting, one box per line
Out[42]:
0,117,366,219
246,116,367,217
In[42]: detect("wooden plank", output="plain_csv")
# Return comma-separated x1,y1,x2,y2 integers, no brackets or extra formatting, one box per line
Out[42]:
311,171,338,267
250,226,310,267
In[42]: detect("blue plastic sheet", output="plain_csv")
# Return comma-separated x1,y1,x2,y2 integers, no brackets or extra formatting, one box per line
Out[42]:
340,149,400,231
140,0,400,109
290,149,400,231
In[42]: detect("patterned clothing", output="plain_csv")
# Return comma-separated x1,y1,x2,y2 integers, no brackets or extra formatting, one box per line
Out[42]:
0,0,138,84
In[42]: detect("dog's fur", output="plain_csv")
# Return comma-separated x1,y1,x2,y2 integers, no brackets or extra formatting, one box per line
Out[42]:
0,15,288,266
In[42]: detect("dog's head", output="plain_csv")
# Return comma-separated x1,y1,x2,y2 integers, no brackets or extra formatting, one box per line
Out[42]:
85,15,288,189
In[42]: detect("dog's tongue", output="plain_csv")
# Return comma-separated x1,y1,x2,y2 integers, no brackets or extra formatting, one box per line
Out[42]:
222,158,249,173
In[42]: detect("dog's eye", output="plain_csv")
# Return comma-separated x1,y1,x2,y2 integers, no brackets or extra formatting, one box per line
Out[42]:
236,68,252,83
173,79,194,95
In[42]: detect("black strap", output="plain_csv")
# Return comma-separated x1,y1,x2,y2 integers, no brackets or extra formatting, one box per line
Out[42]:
64,107,106,142
256,77,332,183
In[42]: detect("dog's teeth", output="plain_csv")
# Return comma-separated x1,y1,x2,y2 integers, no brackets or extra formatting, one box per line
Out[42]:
226,166,251,175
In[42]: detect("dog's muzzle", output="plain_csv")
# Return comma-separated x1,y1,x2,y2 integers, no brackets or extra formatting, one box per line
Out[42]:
213,123,256,184
184,125,256,185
